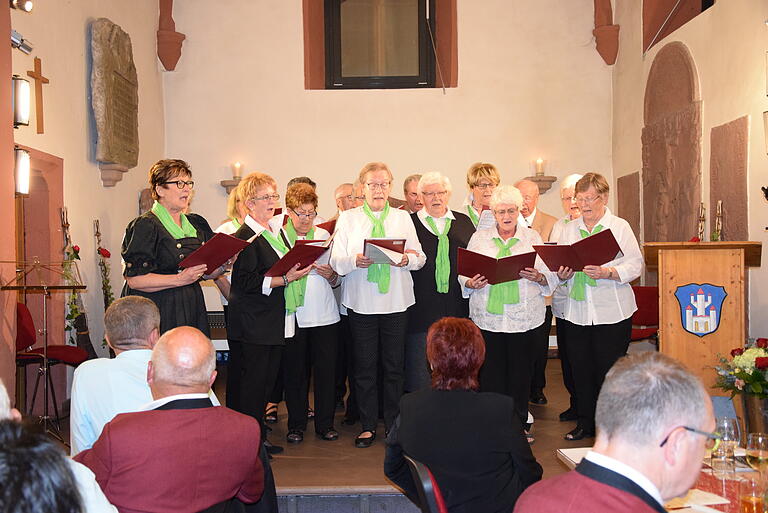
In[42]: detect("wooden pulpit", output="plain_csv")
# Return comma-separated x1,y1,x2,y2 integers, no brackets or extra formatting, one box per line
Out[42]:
644,242,762,391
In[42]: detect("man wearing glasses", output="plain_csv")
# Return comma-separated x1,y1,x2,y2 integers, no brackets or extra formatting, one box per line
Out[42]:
514,352,716,513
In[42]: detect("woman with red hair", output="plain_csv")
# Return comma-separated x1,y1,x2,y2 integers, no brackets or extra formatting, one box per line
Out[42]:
384,317,542,513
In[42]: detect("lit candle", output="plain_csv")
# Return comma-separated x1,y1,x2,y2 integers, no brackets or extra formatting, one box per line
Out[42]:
535,158,544,176
233,161,242,179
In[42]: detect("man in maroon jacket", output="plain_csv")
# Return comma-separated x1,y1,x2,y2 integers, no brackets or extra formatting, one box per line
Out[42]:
514,352,716,513
75,326,265,513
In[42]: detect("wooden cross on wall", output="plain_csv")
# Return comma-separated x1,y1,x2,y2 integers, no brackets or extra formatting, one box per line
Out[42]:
26,57,49,134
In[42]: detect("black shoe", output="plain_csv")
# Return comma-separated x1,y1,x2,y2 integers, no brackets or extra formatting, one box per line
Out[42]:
264,404,278,424
317,428,340,441
263,440,284,455
529,391,548,405
286,429,304,444
559,408,578,422
354,430,376,448
342,415,358,426
564,427,594,441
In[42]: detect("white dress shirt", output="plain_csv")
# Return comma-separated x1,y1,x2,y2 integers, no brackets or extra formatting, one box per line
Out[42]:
330,205,426,315
550,216,573,318
557,208,643,326
416,207,455,232
243,215,296,338
459,225,557,333
214,219,240,306
584,451,664,507
519,208,538,228
462,194,495,230
70,350,221,455
68,459,118,512
283,227,341,328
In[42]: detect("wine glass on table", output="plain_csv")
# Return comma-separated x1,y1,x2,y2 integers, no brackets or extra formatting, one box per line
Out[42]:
746,432,768,481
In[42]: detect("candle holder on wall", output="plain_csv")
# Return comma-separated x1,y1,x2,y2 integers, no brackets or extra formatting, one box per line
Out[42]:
220,162,243,194
523,158,557,194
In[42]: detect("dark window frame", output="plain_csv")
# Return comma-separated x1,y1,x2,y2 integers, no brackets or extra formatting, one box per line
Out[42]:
324,0,436,89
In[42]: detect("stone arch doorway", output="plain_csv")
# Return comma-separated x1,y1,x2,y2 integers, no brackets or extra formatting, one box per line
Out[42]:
641,41,701,246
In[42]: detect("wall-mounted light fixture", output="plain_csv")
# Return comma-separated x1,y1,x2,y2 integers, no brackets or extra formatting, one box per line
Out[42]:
12,74,29,127
534,157,545,176
9,0,33,12
10,29,32,54
232,161,242,179
14,146,30,195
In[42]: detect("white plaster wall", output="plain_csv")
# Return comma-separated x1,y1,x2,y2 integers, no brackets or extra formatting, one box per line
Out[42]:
11,0,165,354
164,0,614,308
612,0,768,336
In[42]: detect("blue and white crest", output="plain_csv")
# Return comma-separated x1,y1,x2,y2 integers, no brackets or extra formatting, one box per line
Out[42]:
674,283,727,337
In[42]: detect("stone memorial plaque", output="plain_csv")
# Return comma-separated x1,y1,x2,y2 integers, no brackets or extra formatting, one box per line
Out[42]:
91,18,139,187
710,116,748,241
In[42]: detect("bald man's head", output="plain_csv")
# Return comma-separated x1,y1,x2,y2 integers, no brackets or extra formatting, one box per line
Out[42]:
149,327,216,396
514,179,540,217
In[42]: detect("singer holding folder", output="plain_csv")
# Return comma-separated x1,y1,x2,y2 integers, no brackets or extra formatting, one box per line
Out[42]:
460,185,557,434
554,173,643,441
121,159,226,336
330,162,426,448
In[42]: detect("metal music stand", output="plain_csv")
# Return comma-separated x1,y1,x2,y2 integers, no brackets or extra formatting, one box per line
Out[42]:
1,258,85,442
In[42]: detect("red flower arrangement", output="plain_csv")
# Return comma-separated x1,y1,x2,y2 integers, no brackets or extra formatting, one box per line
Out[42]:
716,338,768,397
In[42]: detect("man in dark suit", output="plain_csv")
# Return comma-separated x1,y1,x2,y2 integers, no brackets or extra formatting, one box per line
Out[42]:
514,352,716,513
75,326,268,513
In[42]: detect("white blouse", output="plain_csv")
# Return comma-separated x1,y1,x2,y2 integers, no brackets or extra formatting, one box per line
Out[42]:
459,224,556,333
462,194,495,231
282,227,341,329
556,208,643,326
550,216,572,319
330,205,426,315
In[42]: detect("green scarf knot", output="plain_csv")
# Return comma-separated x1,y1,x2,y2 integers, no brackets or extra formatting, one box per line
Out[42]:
231,217,241,230
466,205,480,228
569,224,604,301
151,201,197,239
262,228,304,314
363,201,391,294
425,216,452,293
486,237,520,314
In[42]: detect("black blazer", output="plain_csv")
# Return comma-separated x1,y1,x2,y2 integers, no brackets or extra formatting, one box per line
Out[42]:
228,225,286,345
384,389,542,513
407,212,475,333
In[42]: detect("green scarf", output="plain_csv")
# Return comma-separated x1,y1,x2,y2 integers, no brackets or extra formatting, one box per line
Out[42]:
486,237,520,314
231,217,241,230
362,201,391,294
261,229,304,314
151,201,197,239
284,218,315,311
467,205,480,227
425,216,452,293
569,224,604,301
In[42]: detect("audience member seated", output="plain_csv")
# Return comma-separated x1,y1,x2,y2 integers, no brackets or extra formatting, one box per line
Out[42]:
75,327,265,513
0,382,116,513
385,317,542,513
514,352,716,513
70,296,219,455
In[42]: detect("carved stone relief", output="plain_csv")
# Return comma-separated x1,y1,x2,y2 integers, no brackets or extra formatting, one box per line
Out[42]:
710,116,749,241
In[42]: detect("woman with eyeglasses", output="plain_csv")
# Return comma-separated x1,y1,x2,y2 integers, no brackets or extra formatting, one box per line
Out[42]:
555,173,643,441
460,185,556,441
121,159,225,335
277,183,341,444
227,172,313,453
405,172,475,393
330,162,426,448
462,162,500,230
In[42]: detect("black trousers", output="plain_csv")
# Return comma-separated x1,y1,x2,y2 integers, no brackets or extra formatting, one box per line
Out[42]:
530,306,553,395
267,356,285,404
335,314,358,418
555,316,577,411
233,342,283,442
479,325,542,425
562,317,632,432
347,310,408,432
284,323,339,432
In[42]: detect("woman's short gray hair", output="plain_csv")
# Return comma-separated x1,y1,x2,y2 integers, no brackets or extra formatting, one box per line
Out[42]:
561,173,583,191
490,185,523,210
417,172,452,194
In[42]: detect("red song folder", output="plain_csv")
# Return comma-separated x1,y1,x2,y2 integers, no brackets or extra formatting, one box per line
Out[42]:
364,238,406,265
316,219,336,234
533,229,623,271
457,248,537,285
179,233,250,275
265,242,330,277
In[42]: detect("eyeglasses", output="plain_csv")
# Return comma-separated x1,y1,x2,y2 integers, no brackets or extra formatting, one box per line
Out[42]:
422,191,448,199
164,180,195,189
493,208,518,217
290,208,317,220
251,193,280,202
561,195,574,202
366,182,391,191
339,194,354,201
659,426,721,450
473,182,496,190
575,195,602,205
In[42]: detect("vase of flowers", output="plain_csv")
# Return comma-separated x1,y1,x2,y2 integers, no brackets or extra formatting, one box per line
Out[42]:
715,338,768,433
